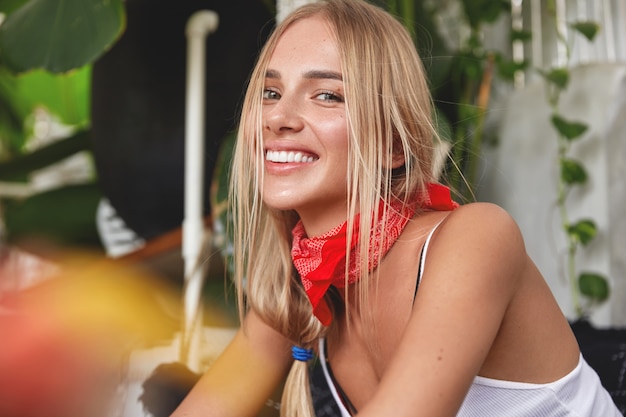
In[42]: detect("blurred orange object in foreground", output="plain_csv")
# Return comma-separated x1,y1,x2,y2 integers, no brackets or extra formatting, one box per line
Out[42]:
0,250,181,417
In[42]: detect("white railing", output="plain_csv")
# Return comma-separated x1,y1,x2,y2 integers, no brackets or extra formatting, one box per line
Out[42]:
508,0,626,86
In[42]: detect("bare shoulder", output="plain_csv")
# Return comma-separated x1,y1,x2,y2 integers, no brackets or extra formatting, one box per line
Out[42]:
434,202,526,258
418,201,529,306
444,201,521,231
361,203,535,416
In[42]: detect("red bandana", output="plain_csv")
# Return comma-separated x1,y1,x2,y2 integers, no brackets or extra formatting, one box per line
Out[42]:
291,183,459,326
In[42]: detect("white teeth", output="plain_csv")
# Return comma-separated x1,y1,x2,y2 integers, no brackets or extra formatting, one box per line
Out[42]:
266,150,316,163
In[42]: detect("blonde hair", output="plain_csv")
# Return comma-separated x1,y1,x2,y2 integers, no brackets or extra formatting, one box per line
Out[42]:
229,0,438,415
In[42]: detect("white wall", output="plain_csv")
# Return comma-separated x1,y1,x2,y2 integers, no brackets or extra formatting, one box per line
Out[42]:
479,63,626,327
477,1,626,327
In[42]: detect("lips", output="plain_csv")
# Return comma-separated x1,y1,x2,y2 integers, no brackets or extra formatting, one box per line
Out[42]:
265,150,318,163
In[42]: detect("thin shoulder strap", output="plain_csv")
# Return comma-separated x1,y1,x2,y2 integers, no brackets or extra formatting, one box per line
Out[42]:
318,338,354,417
414,217,447,300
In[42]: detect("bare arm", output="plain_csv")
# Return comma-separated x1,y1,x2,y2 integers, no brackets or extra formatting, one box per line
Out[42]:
359,203,528,417
171,310,293,417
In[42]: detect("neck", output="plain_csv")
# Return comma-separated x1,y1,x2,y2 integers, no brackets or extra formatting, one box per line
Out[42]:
296,207,349,237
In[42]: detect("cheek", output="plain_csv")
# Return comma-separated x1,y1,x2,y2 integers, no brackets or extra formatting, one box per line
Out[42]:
319,117,349,150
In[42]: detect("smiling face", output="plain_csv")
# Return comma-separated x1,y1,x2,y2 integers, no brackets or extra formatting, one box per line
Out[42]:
261,16,349,236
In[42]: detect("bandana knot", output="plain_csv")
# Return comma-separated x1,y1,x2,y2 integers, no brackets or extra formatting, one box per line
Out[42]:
291,183,458,326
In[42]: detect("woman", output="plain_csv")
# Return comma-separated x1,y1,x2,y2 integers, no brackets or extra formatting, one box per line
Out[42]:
172,0,621,416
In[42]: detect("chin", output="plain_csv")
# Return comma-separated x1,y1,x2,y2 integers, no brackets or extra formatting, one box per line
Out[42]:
262,196,300,212
262,186,304,210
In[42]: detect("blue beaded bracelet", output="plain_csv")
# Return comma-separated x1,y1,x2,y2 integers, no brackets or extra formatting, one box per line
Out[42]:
292,346,314,362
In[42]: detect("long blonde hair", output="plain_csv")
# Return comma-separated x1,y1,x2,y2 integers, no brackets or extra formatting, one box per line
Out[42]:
229,0,438,415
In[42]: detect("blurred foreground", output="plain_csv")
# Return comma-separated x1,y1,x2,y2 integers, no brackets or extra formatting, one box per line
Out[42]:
0,248,183,417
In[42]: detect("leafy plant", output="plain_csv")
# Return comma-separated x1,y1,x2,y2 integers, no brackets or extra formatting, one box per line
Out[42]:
0,0,125,73
538,1,609,318
384,0,610,317
0,67,91,157
0,0,274,250
0,0,122,154
0,0,123,248
382,0,518,200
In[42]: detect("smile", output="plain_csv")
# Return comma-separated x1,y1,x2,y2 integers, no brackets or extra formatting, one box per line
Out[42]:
265,150,318,163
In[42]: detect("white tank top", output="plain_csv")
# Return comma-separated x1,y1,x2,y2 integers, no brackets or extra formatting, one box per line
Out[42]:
319,339,620,416
318,222,621,416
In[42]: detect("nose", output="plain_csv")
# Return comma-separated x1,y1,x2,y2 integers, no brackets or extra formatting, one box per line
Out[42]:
263,95,305,134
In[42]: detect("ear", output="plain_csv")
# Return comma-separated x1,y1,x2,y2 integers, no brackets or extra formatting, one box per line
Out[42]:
389,150,405,169
387,133,405,169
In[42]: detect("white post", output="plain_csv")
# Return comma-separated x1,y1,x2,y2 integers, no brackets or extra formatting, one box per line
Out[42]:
183,9,219,372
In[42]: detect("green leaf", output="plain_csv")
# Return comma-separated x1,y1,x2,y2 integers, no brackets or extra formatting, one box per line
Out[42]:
510,29,532,43
0,0,126,73
567,219,597,246
0,66,29,154
461,0,509,29
551,114,588,140
458,103,481,125
578,272,610,302
0,129,91,181
570,21,600,42
539,68,570,89
396,0,416,40
560,158,587,184
0,63,89,157
3,182,104,248
453,53,484,83
496,58,529,82
0,0,28,14
16,66,91,126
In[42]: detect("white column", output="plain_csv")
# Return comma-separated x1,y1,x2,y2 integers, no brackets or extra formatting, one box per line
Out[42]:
183,9,219,372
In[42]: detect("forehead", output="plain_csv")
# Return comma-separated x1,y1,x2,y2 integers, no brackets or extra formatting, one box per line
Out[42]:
268,16,340,70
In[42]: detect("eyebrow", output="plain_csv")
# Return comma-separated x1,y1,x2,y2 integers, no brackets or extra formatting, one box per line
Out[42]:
265,69,343,81
303,69,343,81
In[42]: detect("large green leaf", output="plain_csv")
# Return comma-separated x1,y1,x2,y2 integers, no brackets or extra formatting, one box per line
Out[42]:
0,0,125,73
0,64,90,157
0,0,28,14
16,66,91,126
0,66,28,153
3,182,104,248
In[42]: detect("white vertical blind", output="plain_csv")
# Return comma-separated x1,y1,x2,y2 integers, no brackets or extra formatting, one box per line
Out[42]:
519,0,626,71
